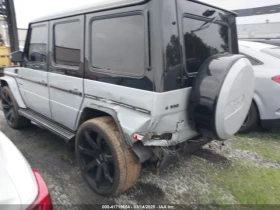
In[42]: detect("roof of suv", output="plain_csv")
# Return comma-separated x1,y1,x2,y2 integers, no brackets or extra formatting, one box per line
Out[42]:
31,0,236,24
238,40,278,51
31,0,148,23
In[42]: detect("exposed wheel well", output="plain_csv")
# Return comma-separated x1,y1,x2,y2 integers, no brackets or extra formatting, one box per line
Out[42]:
0,80,8,88
78,107,110,127
76,107,136,152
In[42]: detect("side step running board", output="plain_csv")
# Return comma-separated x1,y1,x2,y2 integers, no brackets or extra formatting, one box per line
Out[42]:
18,109,75,141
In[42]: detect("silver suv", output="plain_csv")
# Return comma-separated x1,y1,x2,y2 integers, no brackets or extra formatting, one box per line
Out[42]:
0,0,255,196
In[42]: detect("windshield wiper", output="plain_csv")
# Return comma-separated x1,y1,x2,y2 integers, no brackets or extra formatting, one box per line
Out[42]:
191,17,218,33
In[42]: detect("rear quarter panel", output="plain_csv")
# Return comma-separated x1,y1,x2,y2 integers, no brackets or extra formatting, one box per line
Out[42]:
240,46,280,120
254,67,280,120
80,80,196,146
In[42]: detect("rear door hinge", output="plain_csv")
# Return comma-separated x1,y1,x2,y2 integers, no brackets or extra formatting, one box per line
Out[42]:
177,76,188,88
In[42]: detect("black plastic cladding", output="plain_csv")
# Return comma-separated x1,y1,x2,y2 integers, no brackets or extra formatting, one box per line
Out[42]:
188,54,245,140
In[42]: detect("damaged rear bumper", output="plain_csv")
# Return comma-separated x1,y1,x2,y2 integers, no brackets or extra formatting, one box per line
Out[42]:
157,136,212,168
132,134,212,168
143,129,198,147
134,123,198,147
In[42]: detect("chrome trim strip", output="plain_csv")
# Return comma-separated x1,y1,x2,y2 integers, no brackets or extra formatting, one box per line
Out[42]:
85,94,151,115
18,76,47,87
49,85,83,97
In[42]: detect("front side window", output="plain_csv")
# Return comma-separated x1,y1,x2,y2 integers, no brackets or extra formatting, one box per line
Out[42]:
91,14,145,76
261,47,280,59
28,25,48,63
183,17,229,73
54,21,81,66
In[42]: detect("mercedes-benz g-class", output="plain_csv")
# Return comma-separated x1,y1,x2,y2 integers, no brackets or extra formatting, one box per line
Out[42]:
0,0,255,196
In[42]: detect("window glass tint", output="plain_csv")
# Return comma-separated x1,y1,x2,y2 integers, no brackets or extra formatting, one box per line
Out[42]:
262,48,280,59
54,21,81,66
91,15,145,76
28,25,48,62
183,17,229,73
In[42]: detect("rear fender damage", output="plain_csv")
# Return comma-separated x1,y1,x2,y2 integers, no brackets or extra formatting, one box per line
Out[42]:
80,101,195,164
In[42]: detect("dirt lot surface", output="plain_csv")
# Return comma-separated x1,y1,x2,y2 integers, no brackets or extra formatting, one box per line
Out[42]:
1,107,280,209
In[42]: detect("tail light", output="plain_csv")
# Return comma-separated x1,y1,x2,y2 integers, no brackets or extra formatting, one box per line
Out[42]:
272,75,280,84
28,169,53,210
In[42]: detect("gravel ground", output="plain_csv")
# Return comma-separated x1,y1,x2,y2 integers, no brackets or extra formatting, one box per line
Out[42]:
0,107,279,208
206,140,280,169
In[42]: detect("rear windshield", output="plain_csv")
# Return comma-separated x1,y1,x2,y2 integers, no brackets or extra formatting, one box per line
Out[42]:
183,17,229,73
261,48,280,59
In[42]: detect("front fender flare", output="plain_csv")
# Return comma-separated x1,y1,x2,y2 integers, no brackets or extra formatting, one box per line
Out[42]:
0,76,26,108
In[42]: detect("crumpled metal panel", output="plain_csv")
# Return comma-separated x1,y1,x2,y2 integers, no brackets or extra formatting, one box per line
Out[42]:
81,80,197,146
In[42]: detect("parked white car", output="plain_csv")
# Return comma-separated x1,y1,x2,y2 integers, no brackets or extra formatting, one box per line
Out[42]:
239,41,280,132
0,131,52,210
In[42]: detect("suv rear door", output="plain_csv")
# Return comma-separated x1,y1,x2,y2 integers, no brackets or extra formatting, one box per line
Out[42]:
18,22,51,118
48,16,84,130
176,0,238,79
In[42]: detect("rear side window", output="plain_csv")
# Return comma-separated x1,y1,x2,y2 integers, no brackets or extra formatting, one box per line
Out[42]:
90,15,145,76
261,48,280,59
54,21,81,66
183,17,229,73
28,25,48,63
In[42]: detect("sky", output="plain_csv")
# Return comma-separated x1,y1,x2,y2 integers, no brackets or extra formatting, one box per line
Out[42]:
14,0,280,28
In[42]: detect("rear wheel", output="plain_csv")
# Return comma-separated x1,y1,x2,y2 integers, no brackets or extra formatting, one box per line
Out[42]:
75,116,141,196
1,86,30,129
239,103,259,133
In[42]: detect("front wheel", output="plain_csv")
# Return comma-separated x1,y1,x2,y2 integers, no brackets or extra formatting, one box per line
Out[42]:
1,86,30,129
75,116,141,196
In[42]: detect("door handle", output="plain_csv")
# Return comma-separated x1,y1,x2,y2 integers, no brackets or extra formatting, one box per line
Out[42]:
39,80,47,86
70,88,82,96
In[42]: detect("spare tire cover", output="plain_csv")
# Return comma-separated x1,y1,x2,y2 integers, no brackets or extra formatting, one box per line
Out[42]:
189,54,255,140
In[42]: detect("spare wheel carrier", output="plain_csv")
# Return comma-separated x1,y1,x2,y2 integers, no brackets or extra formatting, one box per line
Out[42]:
189,54,255,140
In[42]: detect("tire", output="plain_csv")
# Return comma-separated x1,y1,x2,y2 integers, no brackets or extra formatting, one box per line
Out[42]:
239,103,259,133
1,86,30,129
75,116,141,196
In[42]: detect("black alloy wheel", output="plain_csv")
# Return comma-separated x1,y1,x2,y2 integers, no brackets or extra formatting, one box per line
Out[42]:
78,130,115,191
2,90,16,125
1,86,30,129
76,117,141,196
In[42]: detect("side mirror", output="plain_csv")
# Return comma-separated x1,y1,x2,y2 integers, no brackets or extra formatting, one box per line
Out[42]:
10,51,23,63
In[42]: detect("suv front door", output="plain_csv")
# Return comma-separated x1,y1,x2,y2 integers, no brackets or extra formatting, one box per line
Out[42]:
48,16,84,130
18,22,51,118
